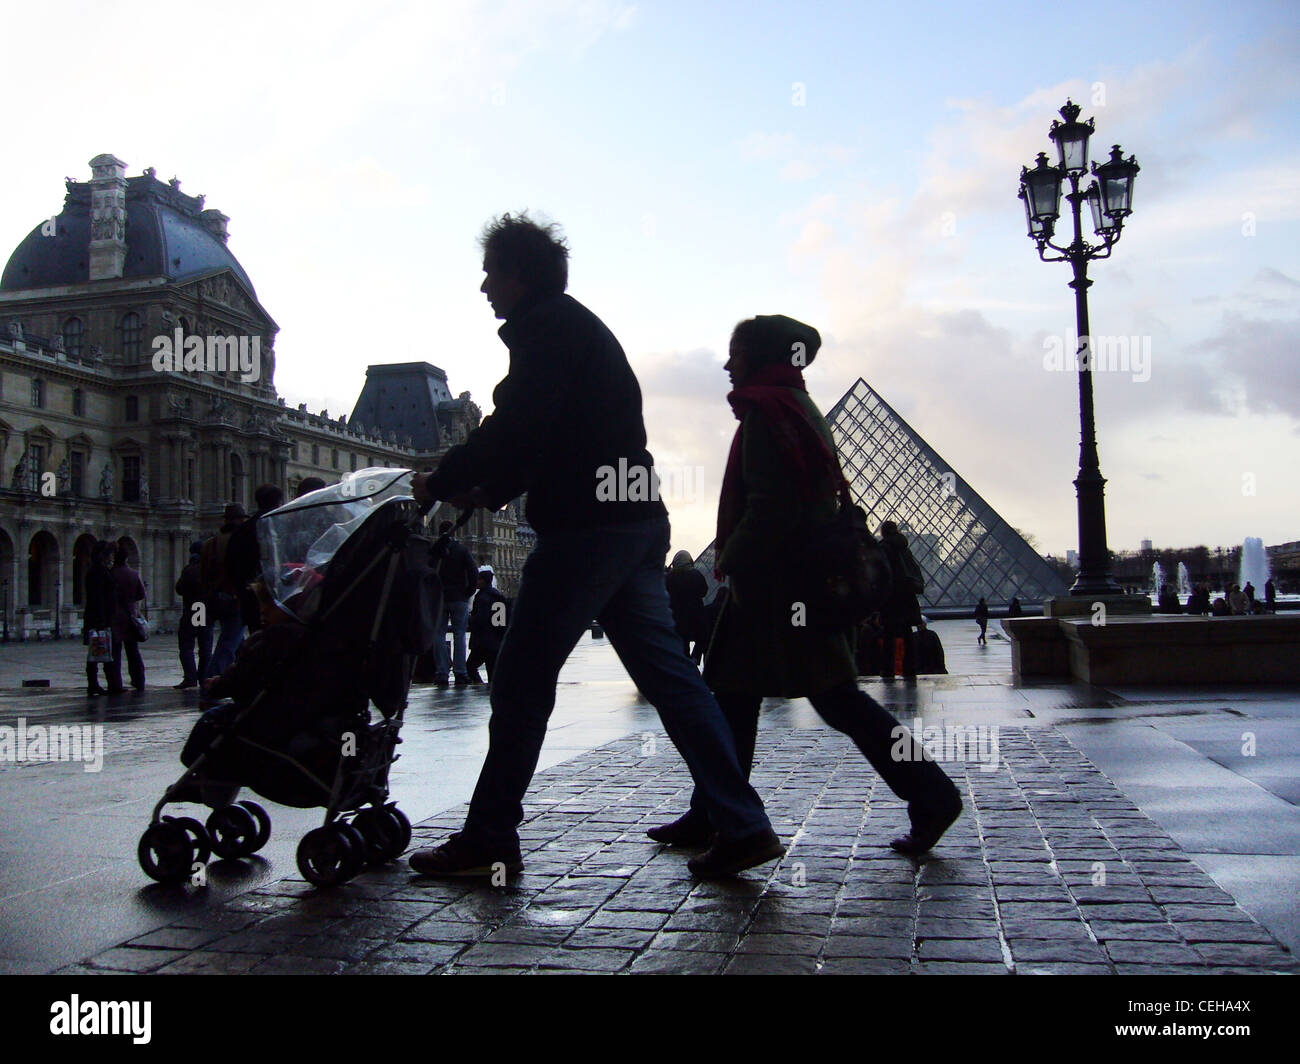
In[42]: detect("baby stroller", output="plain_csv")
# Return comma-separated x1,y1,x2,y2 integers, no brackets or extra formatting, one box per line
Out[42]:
138,469,444,888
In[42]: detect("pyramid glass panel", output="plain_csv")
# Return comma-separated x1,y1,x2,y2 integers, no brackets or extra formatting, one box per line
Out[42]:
692,377,1067,610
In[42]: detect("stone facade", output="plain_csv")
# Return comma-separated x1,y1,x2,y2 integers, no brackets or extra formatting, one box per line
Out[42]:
0,156,530,639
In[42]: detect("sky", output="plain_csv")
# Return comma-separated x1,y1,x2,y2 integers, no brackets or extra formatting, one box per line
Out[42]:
3,0,1297,558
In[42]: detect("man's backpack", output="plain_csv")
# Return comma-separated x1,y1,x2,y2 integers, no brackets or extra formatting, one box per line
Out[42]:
200,529,238,599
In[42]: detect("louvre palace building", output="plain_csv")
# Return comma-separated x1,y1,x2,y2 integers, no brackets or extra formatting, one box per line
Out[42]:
0,155,533,639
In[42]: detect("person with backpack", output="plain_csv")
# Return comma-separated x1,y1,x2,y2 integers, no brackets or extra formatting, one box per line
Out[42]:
200,503,247,681
434,519,481,686
466,568,509,683
878,520,924,680
645,314,961,857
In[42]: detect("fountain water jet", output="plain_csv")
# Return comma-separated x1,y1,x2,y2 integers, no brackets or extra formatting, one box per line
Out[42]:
1177,562,1191,598
1239,537,1270,591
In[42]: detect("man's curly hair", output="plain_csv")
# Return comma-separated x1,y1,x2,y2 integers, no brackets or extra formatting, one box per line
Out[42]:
479,211,570,296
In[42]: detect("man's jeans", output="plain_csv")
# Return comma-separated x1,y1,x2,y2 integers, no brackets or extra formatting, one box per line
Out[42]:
204,597,245,680
178,619,213,684
462,516,771,849
434,600,471,681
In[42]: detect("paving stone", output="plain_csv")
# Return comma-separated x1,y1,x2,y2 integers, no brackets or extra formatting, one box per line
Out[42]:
85,947,180,973
364,940,465,966
1177,922,1276,944
1087,921,1180,943
401,919,489,944
1191,943,1298,968
724,953,818,975
1016,963,1113,975
1007,939,1110,964
345,959,440,975
252,954,350,975
125,927,226,951
1106,941,1206,966
629,951,728,974
1076,904,1166,922
915,961,1010,975
917,938,1004,963
817,957,912,975
915,919,1003,940
585,910,671,931
154,951,263,975
539,947,635,972
564,926,658,950
456,943,549,968
821,935,913,960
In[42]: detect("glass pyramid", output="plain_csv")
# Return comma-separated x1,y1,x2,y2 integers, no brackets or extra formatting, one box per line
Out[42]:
694,377,1067,610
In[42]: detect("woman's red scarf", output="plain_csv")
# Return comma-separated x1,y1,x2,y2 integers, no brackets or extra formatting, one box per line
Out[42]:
715,362,845,573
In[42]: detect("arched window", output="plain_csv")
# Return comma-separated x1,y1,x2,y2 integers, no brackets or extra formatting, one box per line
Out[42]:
27,532,59,607
72,534,96,605
118,312,142,361
62,317,83,359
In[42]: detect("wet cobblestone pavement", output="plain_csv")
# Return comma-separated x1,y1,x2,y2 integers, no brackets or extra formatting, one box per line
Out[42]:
58,726,1299,976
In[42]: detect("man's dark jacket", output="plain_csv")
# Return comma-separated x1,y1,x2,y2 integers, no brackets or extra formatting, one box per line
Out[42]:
426,293,667,533
439,539,479,604
469,584,510,655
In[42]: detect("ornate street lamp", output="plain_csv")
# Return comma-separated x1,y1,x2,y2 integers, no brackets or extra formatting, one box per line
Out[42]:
1018,100,1139,598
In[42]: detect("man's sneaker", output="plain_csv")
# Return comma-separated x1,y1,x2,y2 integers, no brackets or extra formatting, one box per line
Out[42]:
890,791,963,856
646,813,714,847
687,828,784,878
408,832,523,877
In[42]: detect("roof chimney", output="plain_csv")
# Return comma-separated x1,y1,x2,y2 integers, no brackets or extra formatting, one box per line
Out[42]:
87,153,127,281
201,209,230,244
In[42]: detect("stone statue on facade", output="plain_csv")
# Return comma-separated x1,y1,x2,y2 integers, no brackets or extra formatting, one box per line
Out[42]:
6,320,21,340
11,449,30,492
138,471,150,504
57,459,70,495
99,462,114,500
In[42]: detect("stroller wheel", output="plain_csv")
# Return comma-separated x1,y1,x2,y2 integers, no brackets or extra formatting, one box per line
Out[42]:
297,824,363,888
386,805,412,855
207,805,260,860
138,822,196,884
237,800,272,853
165,815,212,867
351,808,401,865
337,822,368,878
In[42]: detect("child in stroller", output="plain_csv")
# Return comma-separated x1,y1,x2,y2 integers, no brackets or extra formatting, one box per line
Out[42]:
138,469,441,888
183,577,369,808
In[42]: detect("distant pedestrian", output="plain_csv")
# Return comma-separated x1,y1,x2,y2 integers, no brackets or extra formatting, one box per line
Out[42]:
174,541,210,689
878,520,924,679
295,476,327,498
433,519,479,686
226,484,284,636
974,596,989,645
665,550,709,663
1228,585,1249,615
1007,596,1023,617
1243,581,1256,606
467,568,509,683
914,617,947,674
1265,578,1277,613
111,542,147,692
83,541,121,696
201,503,247,679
